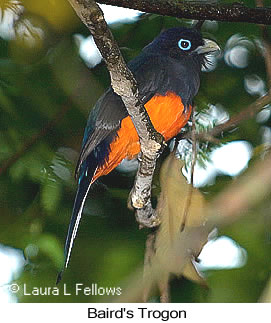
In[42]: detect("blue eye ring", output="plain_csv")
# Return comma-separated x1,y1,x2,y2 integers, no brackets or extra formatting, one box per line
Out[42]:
178,39,191,51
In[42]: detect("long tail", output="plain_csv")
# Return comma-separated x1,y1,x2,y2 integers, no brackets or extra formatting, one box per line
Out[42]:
56,162,97,284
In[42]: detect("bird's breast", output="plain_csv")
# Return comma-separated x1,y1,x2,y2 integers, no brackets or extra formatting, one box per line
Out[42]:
92,91,192,181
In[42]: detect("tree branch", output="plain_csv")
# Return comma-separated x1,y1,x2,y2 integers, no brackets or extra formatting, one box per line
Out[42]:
256,0,271,90
0,104,70,176
67,0,165,226
179,0,271,144
180,107,197,232
98,0,271,25
208,93,271,137
181,92,271,142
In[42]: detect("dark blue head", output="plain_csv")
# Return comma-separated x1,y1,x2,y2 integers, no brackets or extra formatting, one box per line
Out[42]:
143,27,219,60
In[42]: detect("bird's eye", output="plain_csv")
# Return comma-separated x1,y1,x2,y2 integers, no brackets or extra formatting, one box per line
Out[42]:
178,39,191,51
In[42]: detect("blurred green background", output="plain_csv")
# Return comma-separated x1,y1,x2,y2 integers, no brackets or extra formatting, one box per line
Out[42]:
0,0,271,303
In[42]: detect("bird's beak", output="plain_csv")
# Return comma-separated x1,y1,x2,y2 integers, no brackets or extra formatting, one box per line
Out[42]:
195,38,220,55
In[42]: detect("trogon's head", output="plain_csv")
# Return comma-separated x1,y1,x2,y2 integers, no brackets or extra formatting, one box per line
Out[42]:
143,26,220,62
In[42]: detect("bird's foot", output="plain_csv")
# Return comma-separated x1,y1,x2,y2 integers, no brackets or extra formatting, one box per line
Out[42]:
135,202,161,228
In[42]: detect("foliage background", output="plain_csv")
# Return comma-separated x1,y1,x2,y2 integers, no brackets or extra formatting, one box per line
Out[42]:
0,0,271,302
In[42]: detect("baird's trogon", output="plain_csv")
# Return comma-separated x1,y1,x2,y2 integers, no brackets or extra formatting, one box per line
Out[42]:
57,26,219,282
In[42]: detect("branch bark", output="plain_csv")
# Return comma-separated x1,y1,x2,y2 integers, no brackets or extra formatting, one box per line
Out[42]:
98,0,271,25
181,92,271,142
67,0,165,227
256,0,271,90
0,104,70,176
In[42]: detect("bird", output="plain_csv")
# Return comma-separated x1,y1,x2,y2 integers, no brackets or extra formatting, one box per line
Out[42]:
57,26,219,283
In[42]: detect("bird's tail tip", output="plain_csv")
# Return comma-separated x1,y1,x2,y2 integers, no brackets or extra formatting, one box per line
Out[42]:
56,269,64,285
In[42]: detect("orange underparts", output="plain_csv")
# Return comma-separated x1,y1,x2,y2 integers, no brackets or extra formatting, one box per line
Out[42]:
92,91,192,182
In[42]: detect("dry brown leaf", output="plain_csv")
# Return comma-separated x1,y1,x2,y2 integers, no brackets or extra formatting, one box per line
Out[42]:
153,153,210,283
259,276,271,303
182,260,206,285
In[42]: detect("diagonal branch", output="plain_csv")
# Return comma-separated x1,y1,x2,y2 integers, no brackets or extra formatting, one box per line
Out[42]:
182,92,271,142
67,0,165,226
98,0,271,25
256,0,271,90
0,104,70,176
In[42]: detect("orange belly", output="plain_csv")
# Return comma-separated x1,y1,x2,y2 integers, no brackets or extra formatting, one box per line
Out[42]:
92,91,191,181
